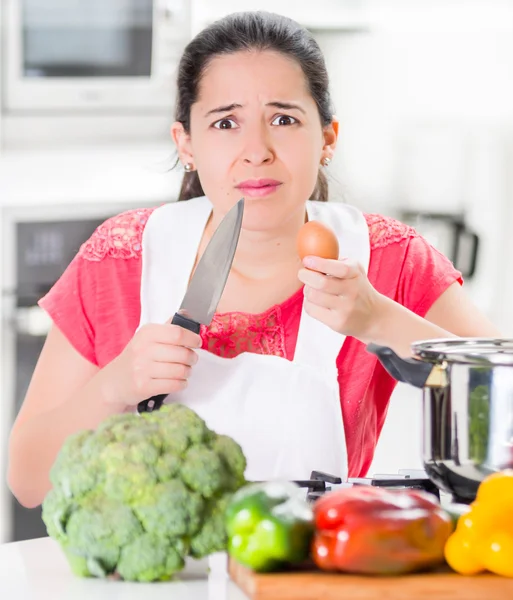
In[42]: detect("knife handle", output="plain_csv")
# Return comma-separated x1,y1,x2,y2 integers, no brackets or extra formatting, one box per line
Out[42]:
170,312,201,334
136,312,201,413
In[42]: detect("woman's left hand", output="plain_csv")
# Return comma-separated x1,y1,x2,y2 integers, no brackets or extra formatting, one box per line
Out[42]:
298,256,385,341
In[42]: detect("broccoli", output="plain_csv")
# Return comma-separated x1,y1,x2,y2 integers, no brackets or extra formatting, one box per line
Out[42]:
42,404,247,582
189,492,234,559
117,533,185,582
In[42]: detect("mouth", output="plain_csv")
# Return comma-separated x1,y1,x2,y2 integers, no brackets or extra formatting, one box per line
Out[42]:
235,179,282,198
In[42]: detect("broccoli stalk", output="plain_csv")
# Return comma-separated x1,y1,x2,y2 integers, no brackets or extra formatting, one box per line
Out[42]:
42,404,247,582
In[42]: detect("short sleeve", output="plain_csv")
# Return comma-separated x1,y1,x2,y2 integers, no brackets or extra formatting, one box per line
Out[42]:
37,207,155,368
396,235,464,317
38,254,98,365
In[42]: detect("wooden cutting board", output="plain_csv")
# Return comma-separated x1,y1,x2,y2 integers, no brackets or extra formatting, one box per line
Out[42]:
229,559,513,600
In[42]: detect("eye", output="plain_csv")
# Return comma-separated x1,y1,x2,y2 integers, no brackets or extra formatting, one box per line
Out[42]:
271,115,299,126
213,118,238,130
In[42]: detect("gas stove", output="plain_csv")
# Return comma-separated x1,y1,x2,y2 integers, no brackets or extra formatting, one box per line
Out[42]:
294,470,441,503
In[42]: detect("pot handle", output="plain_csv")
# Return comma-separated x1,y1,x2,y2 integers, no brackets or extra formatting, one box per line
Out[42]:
366,343,435,389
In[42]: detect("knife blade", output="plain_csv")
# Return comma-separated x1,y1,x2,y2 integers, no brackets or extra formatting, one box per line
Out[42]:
137,197,245,413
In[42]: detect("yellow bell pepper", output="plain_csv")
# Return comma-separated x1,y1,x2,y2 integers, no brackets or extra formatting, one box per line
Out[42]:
444,470,513,577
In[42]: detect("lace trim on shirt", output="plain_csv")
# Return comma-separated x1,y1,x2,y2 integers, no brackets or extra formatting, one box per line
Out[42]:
79,207,156,261
201,307,287,359
364,213,418,249
79,208,417,263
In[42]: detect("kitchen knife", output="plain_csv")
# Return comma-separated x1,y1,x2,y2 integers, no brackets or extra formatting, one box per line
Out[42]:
137,197,245,413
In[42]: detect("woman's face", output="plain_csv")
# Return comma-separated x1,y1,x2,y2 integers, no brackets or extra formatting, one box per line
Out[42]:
172,50,337,232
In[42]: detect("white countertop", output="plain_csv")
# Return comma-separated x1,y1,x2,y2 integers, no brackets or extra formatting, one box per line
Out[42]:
0,537,249,599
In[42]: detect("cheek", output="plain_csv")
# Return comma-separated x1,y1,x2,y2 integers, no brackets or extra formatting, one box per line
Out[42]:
280,132,322,187
191,134,234,189
188,119,242,206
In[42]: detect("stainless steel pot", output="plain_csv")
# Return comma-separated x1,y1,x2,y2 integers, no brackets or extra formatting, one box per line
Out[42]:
367,339,513,503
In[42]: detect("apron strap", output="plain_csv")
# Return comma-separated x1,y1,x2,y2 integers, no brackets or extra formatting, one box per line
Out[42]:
292,202,371,372
139,197,212,325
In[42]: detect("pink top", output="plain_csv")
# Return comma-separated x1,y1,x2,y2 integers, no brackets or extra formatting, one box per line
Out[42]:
38,206,463,478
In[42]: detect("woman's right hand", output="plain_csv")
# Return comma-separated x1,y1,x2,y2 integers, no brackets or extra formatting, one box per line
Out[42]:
99,322,202,409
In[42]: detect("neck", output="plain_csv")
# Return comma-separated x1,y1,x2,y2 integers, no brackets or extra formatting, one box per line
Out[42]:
207,205,306,281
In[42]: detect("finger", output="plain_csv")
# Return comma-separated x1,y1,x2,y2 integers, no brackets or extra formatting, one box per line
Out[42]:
152,345,199,366
299,268,353,295
145,379,188,398
304,301,347,334
146,323,203,348
299,269,338,294
304,287,341,310
302,256,361,279
149,361,193,381
305,302,352,335
166,324,203,348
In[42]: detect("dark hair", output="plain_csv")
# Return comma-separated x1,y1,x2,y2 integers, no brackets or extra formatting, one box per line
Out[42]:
175,11,334,202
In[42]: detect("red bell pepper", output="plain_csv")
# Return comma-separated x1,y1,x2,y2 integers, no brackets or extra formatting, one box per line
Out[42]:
312,486,452,575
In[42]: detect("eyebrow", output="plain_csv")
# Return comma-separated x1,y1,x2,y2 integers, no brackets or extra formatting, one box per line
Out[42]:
204,103,242,117
204,101,306,117
267,101,306,115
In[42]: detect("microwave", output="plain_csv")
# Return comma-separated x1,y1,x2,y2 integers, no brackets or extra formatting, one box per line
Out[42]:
2,0,191,113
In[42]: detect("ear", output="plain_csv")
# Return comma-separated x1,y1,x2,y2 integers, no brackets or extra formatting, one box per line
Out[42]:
331,116,339,138
321,116,339,161
170,121,194,166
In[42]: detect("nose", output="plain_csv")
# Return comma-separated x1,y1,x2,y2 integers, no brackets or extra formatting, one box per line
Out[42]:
240,122,274,166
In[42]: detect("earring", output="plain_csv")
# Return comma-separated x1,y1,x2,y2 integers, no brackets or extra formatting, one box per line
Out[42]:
184,162,193,172
322,157,331,167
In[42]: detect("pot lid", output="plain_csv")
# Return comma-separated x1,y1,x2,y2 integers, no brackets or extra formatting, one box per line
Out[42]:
411,338,513,366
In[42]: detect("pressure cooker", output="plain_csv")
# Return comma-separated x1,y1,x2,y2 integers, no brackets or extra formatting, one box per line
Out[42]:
367,338,513,503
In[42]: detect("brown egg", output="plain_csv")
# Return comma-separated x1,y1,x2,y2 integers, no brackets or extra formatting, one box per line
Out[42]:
297,220,339,260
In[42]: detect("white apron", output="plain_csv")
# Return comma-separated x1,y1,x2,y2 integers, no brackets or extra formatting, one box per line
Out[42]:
138,197,370,482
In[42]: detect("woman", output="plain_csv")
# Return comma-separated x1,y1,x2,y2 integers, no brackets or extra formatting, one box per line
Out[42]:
8,11,500,508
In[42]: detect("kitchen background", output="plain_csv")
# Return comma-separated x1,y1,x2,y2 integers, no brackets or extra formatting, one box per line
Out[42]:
1,0,512,544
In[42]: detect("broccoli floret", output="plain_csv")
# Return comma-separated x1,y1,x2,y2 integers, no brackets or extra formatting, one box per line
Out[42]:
181,434,247,498
101,437,160,468
159,425,190,456
124,424,164,461
212,434,247,490
151,403,211,445
181,446,225,498
133,479,204,538
190,493,233,558
62,547,91,577
97,412,139,439
41,488,74,543
49,430,98,498
117,533,185,582
81,428,116,456
154,452,181,481
42,404,248,582
64,499,143,574
103,462,158,504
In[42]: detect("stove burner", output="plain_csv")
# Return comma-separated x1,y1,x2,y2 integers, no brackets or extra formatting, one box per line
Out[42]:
294,470,441,503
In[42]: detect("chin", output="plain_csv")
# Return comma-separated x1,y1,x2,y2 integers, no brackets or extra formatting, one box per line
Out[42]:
240,201,302,233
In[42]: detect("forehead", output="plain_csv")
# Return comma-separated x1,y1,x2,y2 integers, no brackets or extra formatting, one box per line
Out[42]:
195,50,312,108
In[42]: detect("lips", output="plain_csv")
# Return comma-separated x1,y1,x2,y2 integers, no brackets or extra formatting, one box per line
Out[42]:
236,179,282,198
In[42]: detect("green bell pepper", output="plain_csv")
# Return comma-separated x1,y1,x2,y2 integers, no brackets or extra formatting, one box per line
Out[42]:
225,481,314,572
